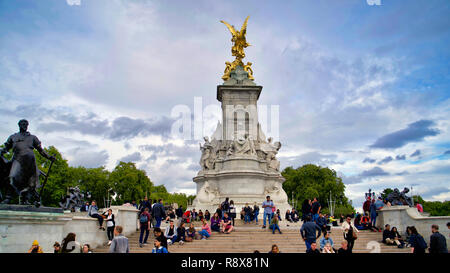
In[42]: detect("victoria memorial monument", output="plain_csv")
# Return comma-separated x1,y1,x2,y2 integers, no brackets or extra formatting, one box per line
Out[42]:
191,16,291,213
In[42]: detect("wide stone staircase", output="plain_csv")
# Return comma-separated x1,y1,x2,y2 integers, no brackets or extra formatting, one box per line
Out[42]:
94,219,411,253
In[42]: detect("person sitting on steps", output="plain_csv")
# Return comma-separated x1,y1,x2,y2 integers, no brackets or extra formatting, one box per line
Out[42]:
221,212,234,234
164,220,178,245
269,214,282,234
210,212,221,232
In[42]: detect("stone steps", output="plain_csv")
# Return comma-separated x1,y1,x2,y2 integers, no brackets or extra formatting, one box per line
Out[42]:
95,226,410,253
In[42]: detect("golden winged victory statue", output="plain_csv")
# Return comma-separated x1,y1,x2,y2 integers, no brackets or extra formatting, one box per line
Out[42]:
220,16,254,81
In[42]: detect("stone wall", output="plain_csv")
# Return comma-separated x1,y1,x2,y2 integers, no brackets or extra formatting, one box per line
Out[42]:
377,205,450,247
0,205,138,253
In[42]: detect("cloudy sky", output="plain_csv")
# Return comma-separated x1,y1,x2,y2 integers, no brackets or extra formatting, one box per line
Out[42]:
1,0,449,210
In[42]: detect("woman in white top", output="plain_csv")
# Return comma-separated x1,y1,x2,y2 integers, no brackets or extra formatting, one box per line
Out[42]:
105,209,115,245
341,215,359,253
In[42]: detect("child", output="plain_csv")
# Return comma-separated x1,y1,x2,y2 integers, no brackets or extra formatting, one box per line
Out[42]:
270,215,282,234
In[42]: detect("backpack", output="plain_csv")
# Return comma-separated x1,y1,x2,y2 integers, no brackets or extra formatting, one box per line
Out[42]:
139,213,149,223
221,201,229,212
416,234,427,249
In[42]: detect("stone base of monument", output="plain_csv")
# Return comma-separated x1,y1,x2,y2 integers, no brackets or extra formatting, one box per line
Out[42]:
377,205,450,247
191,165,292,216
0,205,138,253
0,204,64,214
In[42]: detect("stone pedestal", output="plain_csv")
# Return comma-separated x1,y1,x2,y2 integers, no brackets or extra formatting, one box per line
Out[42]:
0,205,138,253
191,66,291,215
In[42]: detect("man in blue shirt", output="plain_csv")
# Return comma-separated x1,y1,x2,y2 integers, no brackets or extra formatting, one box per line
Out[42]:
262,196,274,229
300,215,322,251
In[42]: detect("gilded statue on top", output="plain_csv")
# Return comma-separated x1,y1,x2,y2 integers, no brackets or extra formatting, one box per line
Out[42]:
220,16,254,81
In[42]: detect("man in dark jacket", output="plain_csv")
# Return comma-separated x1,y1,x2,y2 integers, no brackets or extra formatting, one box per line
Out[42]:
152,199,166,228
316,212,327,233
176,205,184,219
300,215,321,251
429,224,448,253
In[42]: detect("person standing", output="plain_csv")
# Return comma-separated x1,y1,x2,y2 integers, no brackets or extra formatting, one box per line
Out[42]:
105,208,115,245
229,200,236,226
311,198,321,223
253,203,260,224
408,226,427,253
262,196,274,229
416,202,424,213
176,205,184,219
301,199,312,223
342,214,359,253
109,226,129,253
429,224,448,253
244,203,252,224
151,199,166,228
300,215,321,251
221,197,230,216
139,207,151,247
369,198,378,230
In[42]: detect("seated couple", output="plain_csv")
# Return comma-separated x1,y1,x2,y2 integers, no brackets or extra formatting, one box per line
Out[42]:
382,224,405,248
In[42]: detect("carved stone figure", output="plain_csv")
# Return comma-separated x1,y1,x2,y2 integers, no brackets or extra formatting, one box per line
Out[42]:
196,181,219,204
264,181,288,204
0,120,55,206
234,135,256,156
200,137,218,170
60,186,90,211
259,137,281,171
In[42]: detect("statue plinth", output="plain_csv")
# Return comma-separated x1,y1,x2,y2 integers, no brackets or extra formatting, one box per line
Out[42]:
0,204,63,214
191,67,291,214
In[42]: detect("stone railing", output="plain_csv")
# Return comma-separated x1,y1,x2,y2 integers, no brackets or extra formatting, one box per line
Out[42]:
377,205,450,247
0,205,138,253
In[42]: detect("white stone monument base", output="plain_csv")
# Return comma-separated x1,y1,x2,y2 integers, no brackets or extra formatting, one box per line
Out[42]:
190,169,292,217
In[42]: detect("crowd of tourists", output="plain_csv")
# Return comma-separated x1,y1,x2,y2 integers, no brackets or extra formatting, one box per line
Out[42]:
25,194,449,254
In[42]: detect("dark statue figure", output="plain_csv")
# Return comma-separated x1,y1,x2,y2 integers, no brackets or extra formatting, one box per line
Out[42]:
0,119,55,206
387,187,413,207
60,186,90,211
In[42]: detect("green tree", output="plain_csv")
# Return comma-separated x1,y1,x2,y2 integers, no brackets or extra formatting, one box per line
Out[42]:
380,188,393,200
34,146,71,207
282,164,353,215
110,161,153,205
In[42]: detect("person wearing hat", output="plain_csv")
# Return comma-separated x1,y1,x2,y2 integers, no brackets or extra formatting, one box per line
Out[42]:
28,240,44,253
